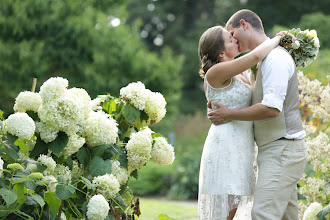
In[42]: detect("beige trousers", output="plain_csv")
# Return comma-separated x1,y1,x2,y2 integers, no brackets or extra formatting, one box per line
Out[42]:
251,139,307,220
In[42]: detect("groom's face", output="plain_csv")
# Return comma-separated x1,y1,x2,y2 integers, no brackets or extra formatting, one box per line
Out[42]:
227,25,249,53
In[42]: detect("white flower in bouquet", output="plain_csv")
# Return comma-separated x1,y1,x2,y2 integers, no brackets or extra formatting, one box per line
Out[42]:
90,97,104,111
5,112,35,140
38,92,87,134
280,28,320,68
71,160,84,179
13,91,42,113
38,155,56,174
151,137,175,165
59,212,66,220
60,134,85,158
111,160,129,185
126,127,153,173
144,90,167,124
86,194,110,220
0,156,4,177
41,175,57,192
303,202,323,220
92,174,120,199
120,81,148,110
39,77,68,103
66,88,92,118
53,164,72,183
36,122,59,143
84,111,118,147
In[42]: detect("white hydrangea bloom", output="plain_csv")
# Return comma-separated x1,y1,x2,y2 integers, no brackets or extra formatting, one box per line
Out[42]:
60,134,85,158
14,91,42,113
151,137,175,165
53,164,72,183
90,97,103,111
59,212,66,220
303,202,323,220
144,90,166,124
126,127,153,173
39,77,68,102
4,112,35,140
36,121,59,143
320,85,330,114
86,194,109,220
92,174,120,199
0,156,4,177
120,81,148,110
38,93,86,133
38,155,56,174
66,88,92,119
42,175,58,192
111,160,129,185
26,163,38,173
84,111,118,147
71,160,84,179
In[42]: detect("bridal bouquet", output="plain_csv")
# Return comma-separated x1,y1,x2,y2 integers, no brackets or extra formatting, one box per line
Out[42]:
280,28,320,68
0,77,174,220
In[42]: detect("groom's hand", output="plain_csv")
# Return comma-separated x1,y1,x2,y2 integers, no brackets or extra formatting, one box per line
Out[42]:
207,102,231,125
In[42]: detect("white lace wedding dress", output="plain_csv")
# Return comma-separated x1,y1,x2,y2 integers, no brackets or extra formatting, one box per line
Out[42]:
198,76,256,220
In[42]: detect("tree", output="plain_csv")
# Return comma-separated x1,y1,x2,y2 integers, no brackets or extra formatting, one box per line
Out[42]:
0,0,183,119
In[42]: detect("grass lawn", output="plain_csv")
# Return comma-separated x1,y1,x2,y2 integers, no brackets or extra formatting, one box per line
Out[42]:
138,197,198,220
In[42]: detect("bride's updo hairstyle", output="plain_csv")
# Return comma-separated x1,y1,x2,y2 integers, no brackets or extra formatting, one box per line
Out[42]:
198,26,225,78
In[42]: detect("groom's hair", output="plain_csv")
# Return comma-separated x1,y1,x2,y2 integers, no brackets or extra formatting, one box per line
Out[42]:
226,9,264,32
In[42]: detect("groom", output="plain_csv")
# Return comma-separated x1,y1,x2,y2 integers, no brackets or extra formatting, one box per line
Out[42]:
207,9,307,220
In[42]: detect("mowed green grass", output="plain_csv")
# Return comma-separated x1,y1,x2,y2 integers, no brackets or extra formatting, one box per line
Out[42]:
137,197,198,220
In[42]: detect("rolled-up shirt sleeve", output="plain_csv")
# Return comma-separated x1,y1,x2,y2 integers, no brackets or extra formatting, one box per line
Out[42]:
260,48,294,112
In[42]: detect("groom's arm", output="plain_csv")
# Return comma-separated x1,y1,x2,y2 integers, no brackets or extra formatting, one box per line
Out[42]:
207,102,279,125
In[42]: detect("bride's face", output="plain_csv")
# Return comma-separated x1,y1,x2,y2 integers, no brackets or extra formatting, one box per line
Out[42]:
227,25,248,53
222,30,240,59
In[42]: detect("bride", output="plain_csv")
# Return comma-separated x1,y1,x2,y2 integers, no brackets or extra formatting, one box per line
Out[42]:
197,26,292,220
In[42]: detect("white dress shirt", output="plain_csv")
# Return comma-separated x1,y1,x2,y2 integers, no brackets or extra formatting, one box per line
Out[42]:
260,43,306,139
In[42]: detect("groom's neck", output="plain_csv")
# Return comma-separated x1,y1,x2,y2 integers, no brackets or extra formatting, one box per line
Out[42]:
249,33,268,50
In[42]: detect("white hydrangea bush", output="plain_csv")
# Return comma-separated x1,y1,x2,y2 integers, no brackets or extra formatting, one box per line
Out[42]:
0,77,175,219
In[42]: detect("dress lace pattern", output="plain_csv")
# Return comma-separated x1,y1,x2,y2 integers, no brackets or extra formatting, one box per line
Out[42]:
198,76,256,220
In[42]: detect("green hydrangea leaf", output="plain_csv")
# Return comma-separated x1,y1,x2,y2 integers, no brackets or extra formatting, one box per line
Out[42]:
122,104,140,124
44,191,61,218
55,184,75,200
47,132,68,155
0,188,17,207
317,204,330,220
89,156,112,177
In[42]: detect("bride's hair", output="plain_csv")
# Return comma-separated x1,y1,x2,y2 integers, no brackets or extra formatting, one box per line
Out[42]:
198,26,225,78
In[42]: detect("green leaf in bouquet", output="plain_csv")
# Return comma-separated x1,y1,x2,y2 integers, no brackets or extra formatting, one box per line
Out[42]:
118,147,128,169
37,163,47,173
92,144,110,158
105,215,116,220
30,193,45,208
55,184,75,200
102,144,120,160
47,132,69,156
317,204,330,220
114,195,128,210
89,156,112,177
14,138,29,154
2,142,19,161
13,183,26,205
30,137,47,158
103,99,117,115
81,176,95,190
65,156,73,169
151,133,163,139
130,169,138,180
77,147,90,167
0,188,17,207
122,104,140,124
45,191,61,218
6,133,18,148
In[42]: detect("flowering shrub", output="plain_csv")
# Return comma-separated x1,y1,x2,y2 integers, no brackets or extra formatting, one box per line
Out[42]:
297,72,330,220
0,77,175,219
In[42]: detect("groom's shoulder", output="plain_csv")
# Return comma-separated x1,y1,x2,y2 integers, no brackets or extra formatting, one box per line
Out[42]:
265,46,294,63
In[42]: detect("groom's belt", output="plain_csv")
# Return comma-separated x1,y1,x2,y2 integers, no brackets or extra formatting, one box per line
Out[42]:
278,137,299,141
